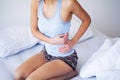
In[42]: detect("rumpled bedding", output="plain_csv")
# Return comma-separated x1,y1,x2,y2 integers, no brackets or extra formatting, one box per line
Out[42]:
80,38,120,80
96,70,120,80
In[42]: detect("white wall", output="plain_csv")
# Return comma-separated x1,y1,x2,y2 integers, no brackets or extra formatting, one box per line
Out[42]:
79,0,120,37
0,0,31,27
0,0,120,37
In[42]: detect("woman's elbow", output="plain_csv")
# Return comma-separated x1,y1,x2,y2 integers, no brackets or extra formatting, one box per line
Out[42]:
31,28,38,37
86,16,91,24
83,16,91,28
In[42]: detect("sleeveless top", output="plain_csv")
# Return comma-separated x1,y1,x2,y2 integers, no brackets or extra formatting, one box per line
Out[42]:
38,0,74,57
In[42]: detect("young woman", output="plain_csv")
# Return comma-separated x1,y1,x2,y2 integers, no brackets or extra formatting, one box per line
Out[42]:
14,0,91,80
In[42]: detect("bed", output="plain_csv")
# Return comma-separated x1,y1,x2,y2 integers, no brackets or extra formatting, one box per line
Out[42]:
0,26,109,80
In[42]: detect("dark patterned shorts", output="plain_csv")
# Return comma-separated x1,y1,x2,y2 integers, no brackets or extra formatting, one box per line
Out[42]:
42,48,78,70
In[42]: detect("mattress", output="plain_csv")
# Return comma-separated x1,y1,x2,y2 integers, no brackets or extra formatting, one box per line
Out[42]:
0,28,109,80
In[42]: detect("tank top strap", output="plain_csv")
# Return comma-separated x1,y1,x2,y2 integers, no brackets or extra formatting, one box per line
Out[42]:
55,0,62,20
38,0,62,21
40,0,44,13
37,0,44,18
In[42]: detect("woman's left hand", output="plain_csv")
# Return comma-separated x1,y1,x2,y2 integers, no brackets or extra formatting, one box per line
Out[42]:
58,40,75,53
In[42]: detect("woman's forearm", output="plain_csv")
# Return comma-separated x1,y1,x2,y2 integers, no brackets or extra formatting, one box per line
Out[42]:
30,0,52,44
31,29,52,43
31,29,68,45
71,19,91,45
70,0,91,45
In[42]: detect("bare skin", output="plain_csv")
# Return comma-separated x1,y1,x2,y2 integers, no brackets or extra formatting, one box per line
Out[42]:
14,51,47,80
14,51,77,80
14,0,91,80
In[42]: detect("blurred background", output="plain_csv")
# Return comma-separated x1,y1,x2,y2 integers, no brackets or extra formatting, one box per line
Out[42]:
0,0,120,37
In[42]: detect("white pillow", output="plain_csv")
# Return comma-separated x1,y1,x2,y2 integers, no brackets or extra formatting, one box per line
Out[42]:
80,38,120,78
69,15,94,43
0,26,39,57
96,70,120,80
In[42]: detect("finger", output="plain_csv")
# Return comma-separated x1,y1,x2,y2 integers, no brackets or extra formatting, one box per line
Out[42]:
59,33,68,38
59,45,66,51
59,46,66,53
63,33,68,38
59,46,69,53
59,49,66,53
58,34,65,38
65,33,68,35
59,48,69,53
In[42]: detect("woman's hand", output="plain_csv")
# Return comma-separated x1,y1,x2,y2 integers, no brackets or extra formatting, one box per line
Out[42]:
58,40,75,53
50,33,68,45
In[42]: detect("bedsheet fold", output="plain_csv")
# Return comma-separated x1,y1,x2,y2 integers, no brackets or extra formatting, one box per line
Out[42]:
80,37,120,80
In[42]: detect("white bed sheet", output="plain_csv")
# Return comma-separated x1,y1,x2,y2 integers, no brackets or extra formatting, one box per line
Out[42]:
0,28,109,80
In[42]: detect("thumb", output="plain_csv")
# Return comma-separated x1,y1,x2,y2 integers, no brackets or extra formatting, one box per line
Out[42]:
58,34,65,38
64,33,68,38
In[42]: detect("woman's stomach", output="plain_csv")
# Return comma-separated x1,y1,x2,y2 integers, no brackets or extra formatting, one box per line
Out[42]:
42,42,74,57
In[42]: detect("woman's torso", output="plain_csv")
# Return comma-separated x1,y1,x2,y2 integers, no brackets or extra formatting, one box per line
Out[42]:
38,0,74,57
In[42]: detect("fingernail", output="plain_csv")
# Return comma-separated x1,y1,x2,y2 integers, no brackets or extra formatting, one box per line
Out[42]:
60,36,64,38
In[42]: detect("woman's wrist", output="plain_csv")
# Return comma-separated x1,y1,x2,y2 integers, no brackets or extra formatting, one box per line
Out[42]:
47,38,53,44
71,38,77,45
47,38,57,45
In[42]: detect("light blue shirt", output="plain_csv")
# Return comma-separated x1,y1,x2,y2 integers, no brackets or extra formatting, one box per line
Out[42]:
38,0,74,57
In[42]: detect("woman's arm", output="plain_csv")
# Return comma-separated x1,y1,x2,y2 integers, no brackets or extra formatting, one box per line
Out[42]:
70,0,91,44
30,0,67,45
59,0,91,53
31,0,51,43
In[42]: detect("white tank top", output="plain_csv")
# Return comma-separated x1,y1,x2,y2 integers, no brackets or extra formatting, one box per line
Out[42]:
38,0,74,57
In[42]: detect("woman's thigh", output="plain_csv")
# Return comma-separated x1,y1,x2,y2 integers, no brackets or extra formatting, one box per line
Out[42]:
26,59,73,80
14,51,47,79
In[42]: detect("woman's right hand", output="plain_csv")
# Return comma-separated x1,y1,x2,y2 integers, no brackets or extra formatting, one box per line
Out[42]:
50,33,68,45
